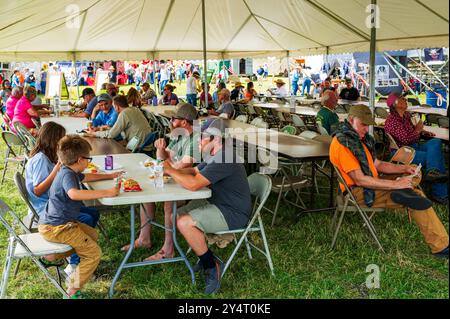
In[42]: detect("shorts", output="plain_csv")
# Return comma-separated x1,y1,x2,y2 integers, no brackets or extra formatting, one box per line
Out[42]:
177,199,229,233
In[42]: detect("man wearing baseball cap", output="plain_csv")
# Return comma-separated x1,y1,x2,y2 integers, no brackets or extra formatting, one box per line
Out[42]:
339,78,360,101
163,118,252,293
329,104,448,258
71,87,97,119
120,103,201,259
384,93,448,204
86,93,117,132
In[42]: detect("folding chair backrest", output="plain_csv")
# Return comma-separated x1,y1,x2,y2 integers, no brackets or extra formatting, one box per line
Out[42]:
407,98,420,106
14,172,40,227
332,165,357,204
390,146,415,165
316,123,329,136
291,114,306,128
374,107,389,119
247,173,272,213
31,118,41,130
0,199,31,238
13,121,36,149
2,131,27,157
385,132,399,150
136,131,158,153
299,130,320,139
425,113,441,125
280,125,297,135
126,136,141,153
235,115,248,123
378,96,387,103
2,114,13,131
257,146,279,172
250,117,262,126
437,116,449,128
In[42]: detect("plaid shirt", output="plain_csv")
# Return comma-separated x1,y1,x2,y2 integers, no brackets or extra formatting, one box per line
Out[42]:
384,111,420,147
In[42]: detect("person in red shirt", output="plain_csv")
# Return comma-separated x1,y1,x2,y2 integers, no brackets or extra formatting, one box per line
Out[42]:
199,82,214,109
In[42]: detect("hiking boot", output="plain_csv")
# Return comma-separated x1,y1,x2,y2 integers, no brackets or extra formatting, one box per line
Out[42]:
204,258,224,295
390,189,433,210
433,246,449,259
424,170,448,183
430,196,449,205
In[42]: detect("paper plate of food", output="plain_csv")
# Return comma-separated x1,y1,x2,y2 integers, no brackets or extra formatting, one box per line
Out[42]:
85,163,100,173
122,178,143,192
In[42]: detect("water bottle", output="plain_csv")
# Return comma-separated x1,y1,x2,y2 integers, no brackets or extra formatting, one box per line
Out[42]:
289,94,295,111
154,160,164,188
152,95,158,106
54,94,60,117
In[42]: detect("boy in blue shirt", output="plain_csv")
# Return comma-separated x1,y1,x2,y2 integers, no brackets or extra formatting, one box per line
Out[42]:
38,135,121,298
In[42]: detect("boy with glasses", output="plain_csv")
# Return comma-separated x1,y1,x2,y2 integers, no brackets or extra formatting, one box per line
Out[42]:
38,135,121,298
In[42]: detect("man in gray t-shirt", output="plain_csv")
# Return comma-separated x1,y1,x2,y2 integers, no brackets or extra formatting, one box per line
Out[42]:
208,88,235,119
163,119,250,295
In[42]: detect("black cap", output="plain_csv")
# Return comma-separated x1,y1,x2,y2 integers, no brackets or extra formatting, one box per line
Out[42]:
82,87,95,98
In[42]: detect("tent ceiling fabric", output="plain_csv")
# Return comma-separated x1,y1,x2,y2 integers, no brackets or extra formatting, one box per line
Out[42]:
0,0,448,61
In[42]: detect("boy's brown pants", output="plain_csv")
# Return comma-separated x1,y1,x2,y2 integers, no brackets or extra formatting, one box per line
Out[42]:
38,222,101,290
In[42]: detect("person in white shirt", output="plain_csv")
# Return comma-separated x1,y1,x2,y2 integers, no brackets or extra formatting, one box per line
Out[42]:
186,71,200,106
159,64,170,95
267,79,288,96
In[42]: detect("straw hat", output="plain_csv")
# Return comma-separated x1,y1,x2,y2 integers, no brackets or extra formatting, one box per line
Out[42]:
234,81,244,88
274,79,286,85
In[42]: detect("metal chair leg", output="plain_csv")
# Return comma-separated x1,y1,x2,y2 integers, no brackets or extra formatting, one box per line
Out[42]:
259,215,274,276
1,158,9,184
331,199,349,249
244,236,253,260
12,259,21,279
0,239,14,299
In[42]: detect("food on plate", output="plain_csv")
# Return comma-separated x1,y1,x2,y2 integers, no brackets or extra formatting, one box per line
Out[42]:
123,178,143,192
144,160,155,168
163,176,172,183
86,163,99,173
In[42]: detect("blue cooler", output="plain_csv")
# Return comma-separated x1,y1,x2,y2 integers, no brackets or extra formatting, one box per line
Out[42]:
425,87,447,109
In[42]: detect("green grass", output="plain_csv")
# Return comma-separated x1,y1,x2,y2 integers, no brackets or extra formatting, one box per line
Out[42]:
0,119,448,299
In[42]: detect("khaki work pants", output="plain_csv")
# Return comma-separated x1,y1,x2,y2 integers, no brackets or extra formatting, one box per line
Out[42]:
38,222,101,290
352,186,449,254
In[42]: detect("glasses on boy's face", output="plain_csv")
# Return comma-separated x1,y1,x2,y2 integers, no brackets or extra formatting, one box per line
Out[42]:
81,156,93,163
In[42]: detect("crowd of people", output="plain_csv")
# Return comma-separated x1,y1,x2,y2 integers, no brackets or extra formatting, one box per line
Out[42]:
1,58,448,300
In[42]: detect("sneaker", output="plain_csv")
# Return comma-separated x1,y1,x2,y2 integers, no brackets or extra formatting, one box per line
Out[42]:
63,290,82,299
204,258,224,295
433,246,449,259
424,170,448,183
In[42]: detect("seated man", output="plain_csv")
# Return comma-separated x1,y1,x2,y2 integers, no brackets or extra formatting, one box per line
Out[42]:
140,82,157,104
120,103,200,260
384,93,448,204
230,82,245,101
208,89,234,119
317,90,339,135
163,119,252,294
267,79,288,96
86,93,118,132
330,105,448,258
71,88,97,119
95,95,153,152
339,78,360,101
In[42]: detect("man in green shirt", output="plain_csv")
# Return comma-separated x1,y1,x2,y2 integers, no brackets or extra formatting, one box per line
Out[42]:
317,90,340,135
120,103,200,261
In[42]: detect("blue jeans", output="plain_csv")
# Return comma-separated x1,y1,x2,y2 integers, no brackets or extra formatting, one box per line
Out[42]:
160,80,168,95
411,139,448,199
292,81,299,96
69,206,100,265
186,94,197,107
302,78,311,96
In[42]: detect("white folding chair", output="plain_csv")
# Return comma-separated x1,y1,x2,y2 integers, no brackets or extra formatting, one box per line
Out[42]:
299,130,320,139
1,131,28,184
126,136,141,153
214,173,275,277
0,199,72,299
235,115,248,123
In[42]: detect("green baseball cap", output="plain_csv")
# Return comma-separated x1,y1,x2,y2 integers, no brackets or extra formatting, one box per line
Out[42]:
348,104,376,125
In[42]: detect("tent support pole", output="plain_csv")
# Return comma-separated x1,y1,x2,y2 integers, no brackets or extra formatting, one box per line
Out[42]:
368,0,377,135
201,0,208,107
72,56,80,100
286,51,291,95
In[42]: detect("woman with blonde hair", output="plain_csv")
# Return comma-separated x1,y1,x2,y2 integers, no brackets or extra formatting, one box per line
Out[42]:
126,87,143,107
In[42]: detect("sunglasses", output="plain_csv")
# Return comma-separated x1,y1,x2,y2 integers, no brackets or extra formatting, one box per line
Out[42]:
81,156,93,163
171,116,185,122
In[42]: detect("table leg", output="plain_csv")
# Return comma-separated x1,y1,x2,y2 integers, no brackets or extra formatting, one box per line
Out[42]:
171,202,196,285
310,161,316,207
329,163,335,208
109,204,135,298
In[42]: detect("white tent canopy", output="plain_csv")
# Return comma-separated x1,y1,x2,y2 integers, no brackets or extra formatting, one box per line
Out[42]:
0,0,448,61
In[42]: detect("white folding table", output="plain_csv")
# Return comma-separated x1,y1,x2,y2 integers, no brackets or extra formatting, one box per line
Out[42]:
85,153,211,298
41,116,88,134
